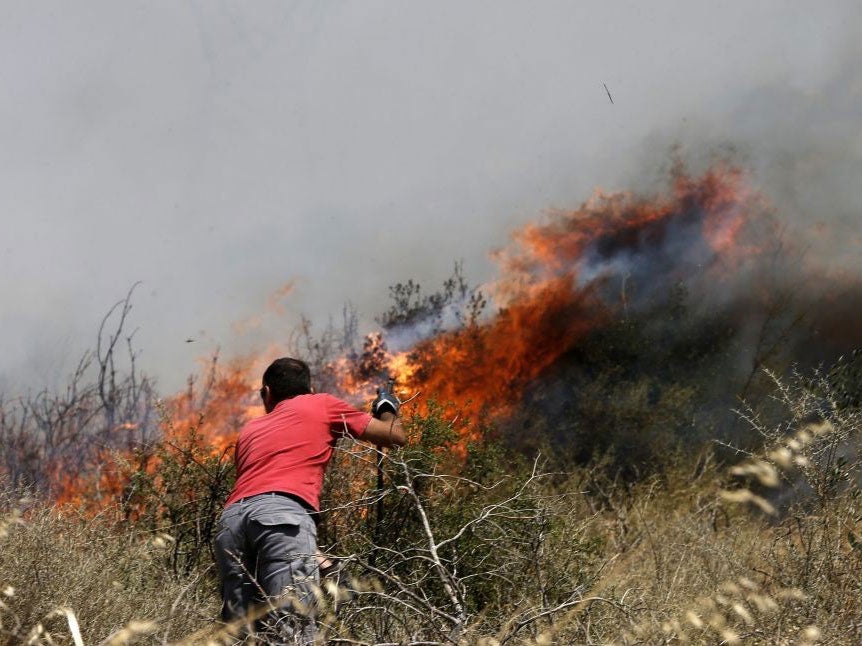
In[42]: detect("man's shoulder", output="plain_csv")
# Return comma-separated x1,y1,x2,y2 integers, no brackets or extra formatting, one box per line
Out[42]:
298,392,368,417
265,393,365,422
292,392,335,406
278,392,345,414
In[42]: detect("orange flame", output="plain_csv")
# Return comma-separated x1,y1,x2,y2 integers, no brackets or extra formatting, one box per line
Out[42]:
341,162,766,440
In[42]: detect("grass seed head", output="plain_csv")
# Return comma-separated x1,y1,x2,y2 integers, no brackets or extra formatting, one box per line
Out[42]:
731,602,753,625
769,447,794,469
103,620,159,645
685,611,704,629
719,489,776,515
777,588,807,601
800,625,821,643
747,593,779,613
807,421,832,437
707,612,726,629
737,577,758,591
729,461,779,487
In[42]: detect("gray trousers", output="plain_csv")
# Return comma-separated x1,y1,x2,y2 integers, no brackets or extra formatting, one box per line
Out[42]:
214,493,319,642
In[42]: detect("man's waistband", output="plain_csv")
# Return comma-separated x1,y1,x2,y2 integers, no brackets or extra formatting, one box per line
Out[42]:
236,491,317,515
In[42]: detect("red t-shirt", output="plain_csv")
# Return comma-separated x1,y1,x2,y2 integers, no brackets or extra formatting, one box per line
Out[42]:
224,393,372,511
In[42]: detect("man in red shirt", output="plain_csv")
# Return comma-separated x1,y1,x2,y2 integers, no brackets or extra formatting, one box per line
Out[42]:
214,357,405,641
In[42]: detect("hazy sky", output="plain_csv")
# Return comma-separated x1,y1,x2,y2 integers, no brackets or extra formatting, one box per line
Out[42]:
2,1,860,393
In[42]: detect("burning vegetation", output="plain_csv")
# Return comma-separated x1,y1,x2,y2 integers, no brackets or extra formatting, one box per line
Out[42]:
353,161,762,425
1,158,861,643
4,157,862,509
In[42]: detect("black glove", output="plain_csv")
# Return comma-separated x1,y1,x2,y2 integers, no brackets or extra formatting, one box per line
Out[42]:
372,379,400,418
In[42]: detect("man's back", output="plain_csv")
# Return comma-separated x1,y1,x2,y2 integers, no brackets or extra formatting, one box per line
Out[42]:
225,393,371,511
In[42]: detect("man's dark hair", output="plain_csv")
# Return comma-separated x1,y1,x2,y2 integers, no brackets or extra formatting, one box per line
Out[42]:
262,357,312,403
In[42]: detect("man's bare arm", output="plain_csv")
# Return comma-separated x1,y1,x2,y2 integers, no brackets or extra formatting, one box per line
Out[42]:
362,411,406,447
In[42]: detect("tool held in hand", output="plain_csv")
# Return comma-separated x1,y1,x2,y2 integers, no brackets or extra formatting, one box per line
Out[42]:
370,376,399,569
371,376,400,418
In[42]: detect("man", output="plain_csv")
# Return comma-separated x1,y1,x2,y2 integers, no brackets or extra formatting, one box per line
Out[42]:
214,357,405,641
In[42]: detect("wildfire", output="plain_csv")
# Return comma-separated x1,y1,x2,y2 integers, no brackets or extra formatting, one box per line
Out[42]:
343,162,765,434
52,356,263,510
51,160,771,506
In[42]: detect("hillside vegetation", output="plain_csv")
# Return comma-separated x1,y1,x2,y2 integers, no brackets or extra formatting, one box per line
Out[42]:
0,363,861,643
2,248,861,643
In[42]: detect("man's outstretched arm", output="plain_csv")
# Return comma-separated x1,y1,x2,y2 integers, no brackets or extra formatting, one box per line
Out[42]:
362,412,406,447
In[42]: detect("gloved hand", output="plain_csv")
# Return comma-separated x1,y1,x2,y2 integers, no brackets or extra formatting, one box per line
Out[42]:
371,379,400,418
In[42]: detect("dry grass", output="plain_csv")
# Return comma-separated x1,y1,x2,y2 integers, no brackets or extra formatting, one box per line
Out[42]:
3,459,859,645
1,375,861,644
0,491,218,644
